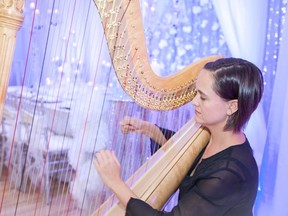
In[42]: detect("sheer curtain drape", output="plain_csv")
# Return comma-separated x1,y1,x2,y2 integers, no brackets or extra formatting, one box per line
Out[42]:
10,1,110,87
256,5,288,215
212,0,268,170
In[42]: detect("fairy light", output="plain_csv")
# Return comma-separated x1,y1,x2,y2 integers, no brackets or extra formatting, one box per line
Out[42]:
262,0,287,118
142,0,231,77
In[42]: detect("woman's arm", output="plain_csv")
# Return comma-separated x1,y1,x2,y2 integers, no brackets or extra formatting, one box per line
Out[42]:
120,116,168,146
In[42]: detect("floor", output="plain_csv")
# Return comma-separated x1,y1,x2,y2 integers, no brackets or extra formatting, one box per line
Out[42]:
0,167,89,216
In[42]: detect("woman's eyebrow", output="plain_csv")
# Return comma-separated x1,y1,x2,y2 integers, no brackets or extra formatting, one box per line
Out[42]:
197,89,207,97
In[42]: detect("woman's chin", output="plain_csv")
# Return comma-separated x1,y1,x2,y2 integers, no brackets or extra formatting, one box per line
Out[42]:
194,116,203,124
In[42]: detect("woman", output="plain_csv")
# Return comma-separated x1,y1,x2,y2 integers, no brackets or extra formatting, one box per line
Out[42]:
94,57,264,215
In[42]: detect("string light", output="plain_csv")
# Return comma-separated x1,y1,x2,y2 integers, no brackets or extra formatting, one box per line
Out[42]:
262,0,287,118
142,0,230,77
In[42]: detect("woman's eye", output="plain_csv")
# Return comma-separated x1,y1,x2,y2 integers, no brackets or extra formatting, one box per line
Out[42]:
200,96,206,101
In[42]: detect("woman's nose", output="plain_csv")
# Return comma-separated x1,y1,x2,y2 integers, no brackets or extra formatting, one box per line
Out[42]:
191,94,199,106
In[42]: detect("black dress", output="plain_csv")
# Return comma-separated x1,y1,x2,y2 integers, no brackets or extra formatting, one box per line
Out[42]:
126,129,259,216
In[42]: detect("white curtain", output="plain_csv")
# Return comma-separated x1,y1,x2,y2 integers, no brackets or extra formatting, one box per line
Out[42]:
211,0,268,170
211,0,267,66
256,5,288,215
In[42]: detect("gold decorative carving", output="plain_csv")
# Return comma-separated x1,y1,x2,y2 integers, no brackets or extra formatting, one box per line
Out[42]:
0,0,25,15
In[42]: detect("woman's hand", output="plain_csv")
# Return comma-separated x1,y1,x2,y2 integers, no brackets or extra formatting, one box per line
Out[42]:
94,150,121,190
94,150,139,209
120,116,147,134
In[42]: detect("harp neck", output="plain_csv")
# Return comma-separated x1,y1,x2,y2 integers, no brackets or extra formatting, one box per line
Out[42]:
93,0,222,111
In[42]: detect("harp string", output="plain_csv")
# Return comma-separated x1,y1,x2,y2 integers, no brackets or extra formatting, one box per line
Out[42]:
64,0,137,213
67,19,107,212
0,0,40,213
31,0,76,213
64,0,102,212
35,0,68,211
36,0,74,211
99,0,148,183
59,0,99,212
31,0,79,213
100,15,156,206
100,0,129,196
108,18,157,207
62,0,130,213
46,0,110,213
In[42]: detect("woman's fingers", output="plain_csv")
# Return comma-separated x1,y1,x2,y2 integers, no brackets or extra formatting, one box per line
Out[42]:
94,150,120,175
94,150,121,189
120,116,134,133
95,150,113,167
120,116,144,133
121,124,136,133
111,150,120,167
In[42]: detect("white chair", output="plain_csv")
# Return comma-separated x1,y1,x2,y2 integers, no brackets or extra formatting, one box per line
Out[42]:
1,104,27,189
17,102,74,204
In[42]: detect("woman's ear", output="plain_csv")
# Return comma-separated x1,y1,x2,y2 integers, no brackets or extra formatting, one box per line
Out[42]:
227,99,238,115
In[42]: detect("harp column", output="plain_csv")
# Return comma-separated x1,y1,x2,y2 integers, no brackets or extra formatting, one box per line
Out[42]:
0,0,25,121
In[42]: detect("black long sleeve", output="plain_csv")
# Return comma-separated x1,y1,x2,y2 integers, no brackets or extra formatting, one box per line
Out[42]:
150,126,176,155
126,139,258,216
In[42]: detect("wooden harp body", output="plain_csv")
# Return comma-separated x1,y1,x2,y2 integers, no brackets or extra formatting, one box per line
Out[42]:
93,0,221,215
93,119,210,215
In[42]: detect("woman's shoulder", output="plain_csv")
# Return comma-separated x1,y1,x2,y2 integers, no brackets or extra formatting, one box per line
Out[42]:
200,140,257,175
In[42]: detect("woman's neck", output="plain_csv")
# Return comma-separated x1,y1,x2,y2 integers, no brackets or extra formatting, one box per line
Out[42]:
203,128,245,159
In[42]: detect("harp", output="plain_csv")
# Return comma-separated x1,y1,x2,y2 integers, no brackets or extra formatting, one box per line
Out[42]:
92,0,221,215
0,0,222,215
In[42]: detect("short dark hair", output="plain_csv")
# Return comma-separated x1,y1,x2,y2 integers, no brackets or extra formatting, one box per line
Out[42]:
203,57,264,132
